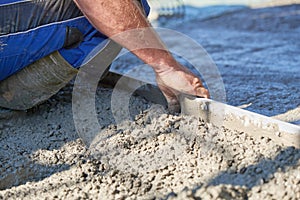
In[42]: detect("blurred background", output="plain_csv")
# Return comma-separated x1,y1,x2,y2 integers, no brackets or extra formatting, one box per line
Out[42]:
147,0,300,23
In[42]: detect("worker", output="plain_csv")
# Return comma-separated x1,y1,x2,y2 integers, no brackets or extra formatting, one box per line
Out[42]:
0,0,209,111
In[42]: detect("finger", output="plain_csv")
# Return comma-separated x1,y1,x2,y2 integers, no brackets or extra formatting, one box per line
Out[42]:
157,83,180,113
191,77,210,98
195,87,210,99
192,77,204,88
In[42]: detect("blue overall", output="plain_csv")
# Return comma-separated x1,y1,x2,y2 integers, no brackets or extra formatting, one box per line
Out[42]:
0,0,150,81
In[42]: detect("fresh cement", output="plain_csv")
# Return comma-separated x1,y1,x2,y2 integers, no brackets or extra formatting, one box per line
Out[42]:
0,85,300,199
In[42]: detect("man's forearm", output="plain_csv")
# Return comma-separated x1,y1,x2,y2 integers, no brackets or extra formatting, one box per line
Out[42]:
73,0,210,105
73,0,176,73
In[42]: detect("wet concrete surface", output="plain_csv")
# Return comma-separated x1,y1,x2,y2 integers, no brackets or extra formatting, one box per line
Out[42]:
0,86,300,199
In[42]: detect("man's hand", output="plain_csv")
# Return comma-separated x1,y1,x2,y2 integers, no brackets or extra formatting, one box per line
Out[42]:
155,62,210,113
74,0,210,112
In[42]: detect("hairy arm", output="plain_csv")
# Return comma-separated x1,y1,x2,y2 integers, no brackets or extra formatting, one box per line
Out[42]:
73,0,209,111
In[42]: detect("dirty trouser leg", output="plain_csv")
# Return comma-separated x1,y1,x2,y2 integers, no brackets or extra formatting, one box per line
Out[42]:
0,52,78,110
0,0,84,110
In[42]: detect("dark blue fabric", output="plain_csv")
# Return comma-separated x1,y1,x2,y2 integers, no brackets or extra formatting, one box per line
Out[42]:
0,0,151,81
141,0,151,16
0,0,82,36
60,0,150,67
1,0,24,4
0,16,108,81
59,18,108,68
0,21,66,81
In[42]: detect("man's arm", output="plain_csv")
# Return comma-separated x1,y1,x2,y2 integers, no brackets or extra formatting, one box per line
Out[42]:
73,0,209,111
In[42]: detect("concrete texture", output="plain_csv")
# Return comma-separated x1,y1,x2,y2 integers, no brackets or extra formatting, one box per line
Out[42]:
0,87,299,199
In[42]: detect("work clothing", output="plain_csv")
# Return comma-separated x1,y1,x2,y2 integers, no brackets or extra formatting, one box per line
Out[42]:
0,0,150,81
0,0,150,110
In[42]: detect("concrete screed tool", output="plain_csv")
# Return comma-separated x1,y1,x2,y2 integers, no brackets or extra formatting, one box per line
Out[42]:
100,71,300,149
